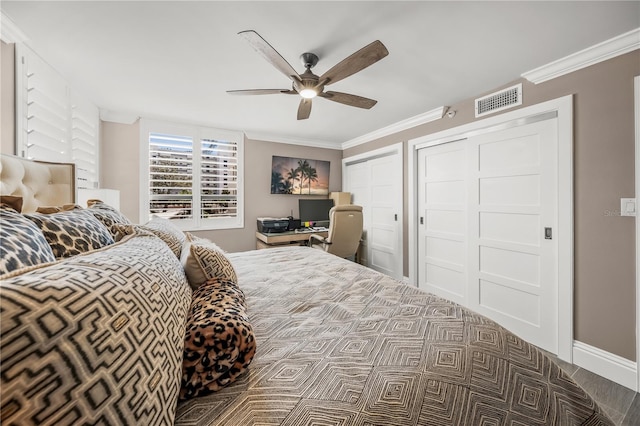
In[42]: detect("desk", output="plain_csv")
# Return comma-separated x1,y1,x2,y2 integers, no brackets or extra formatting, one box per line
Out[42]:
256,230,328,250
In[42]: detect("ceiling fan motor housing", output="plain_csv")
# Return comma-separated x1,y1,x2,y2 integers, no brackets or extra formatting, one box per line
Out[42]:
300,52,319,69
296,68,323,94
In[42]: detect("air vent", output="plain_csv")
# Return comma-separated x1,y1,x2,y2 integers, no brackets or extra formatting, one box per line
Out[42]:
475,83,522,117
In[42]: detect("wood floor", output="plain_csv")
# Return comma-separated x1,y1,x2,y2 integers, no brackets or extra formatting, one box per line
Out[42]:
544,352,640,425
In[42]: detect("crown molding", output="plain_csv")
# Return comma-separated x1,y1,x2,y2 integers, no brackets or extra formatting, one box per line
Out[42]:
522,28,640,84
341,106,445,150
100,109,140,125
1,11,28,43
244,131,341,150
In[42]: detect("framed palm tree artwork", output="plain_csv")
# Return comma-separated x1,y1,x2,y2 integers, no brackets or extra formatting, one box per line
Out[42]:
270,156,330,195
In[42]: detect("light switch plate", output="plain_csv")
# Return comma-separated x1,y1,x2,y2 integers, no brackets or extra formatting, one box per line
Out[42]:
621,198,637,216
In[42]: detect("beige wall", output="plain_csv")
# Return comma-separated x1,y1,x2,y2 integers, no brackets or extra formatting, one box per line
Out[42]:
1,41,15,155
193,138,343,252
100,122,343,252
344,50,640,361
100,120,141,222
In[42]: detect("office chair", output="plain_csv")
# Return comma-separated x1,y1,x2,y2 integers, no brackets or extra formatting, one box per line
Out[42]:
309,205,363,259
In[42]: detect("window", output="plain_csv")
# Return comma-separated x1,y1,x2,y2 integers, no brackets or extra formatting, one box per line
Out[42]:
141,120,244,230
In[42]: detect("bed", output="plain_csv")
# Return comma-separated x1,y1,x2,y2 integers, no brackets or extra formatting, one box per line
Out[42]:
175,246,613,425
0,154,614,425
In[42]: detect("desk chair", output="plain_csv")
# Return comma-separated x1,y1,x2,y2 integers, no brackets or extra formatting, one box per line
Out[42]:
309,205,363,259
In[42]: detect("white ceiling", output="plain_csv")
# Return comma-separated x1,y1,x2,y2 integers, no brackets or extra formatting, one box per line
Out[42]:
2,1,639,148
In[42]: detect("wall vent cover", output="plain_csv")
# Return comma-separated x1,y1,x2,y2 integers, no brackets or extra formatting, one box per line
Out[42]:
475,83,522,117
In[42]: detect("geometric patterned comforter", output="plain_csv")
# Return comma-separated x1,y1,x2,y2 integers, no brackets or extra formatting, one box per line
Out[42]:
176,246,613,426
1,232,192,425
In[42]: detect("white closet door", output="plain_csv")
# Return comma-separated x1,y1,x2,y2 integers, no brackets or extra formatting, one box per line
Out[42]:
417,117,559,354
367,155,402,279
468,119,558,353
417,141,468,305
344,149,402,280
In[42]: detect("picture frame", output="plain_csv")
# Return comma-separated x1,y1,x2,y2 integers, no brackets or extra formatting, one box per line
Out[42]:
270,156,330,195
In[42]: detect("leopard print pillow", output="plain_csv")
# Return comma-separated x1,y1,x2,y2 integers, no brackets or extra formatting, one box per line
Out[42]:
180,278,256,399
24,209,115,258
0,205,56,275
87,201,132,235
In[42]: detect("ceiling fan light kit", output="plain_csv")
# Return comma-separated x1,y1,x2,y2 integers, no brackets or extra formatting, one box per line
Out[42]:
227,30,389,120
299,88,317,99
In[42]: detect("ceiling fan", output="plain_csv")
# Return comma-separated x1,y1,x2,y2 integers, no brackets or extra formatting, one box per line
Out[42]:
227,30,389,120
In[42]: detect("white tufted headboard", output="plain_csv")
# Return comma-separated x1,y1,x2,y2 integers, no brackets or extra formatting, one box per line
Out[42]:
0,154,76,213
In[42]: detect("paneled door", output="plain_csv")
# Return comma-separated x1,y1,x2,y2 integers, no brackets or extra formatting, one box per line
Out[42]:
417,117,559,353
417,140,468,306
344,147,403,280
367,155,402,278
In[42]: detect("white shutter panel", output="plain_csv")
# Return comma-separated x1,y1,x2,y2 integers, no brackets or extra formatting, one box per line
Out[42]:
71,92,99,189
149,132,194,221
16,43,100,191
18,44,70,162
200,138,238,219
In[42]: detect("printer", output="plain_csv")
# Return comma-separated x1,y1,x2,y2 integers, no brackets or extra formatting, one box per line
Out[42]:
257,217,290,233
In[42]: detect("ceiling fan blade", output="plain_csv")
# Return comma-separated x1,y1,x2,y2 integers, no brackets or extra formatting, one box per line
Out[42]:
319,40,388,86
319,91,377,109
239,30,301,82
227,89,297,95
297,98,312,120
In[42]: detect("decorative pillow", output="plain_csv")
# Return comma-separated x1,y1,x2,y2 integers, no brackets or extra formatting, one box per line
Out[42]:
35,204,83,214
86,201,132,238
86,199,104,207
0,205,56,275
180,278,256,399
181,234,238,289
24,209,115,258
110,223,144,242
0,195,23,213
142,216,186,258
185,232,209,243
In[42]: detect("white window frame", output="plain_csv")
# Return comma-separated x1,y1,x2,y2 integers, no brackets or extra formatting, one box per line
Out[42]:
139,119,244,231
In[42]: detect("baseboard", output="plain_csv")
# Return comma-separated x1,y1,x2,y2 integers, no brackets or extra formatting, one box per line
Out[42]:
572,341,637,391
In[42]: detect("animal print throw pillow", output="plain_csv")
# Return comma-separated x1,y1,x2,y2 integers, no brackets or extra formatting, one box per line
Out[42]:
87,200,132,234
24,209,115,258
181,233,238,289
0,204,56,275
181,277,256,399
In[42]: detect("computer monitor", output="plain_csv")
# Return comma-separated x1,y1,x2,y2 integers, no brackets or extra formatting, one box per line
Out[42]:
298,198,334,227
